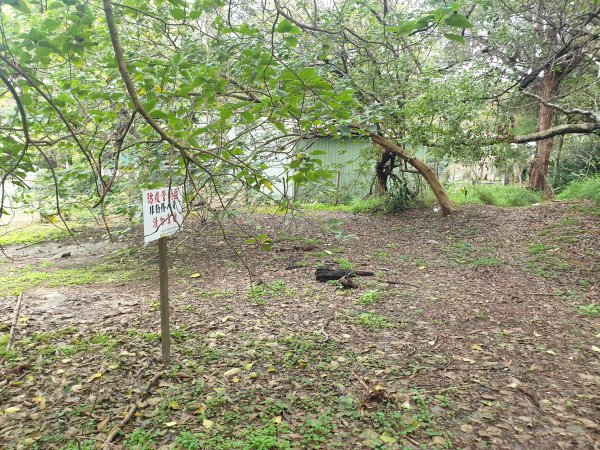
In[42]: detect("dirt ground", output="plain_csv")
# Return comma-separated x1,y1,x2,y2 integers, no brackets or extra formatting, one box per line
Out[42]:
0,202,599,449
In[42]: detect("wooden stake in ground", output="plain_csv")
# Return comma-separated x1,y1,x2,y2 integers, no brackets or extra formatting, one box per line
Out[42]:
158,237,171,362
6,293,24,352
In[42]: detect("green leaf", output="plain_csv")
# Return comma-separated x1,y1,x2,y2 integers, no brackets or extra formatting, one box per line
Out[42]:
445,14,473,29
69,23,82,37
171,8,185,20
284,35,298,47
336,89,354,102
394,20,424,34
41,18,62,32
443,33,466,44
27,28,45,42
275,19,293,33
35,47,53,57
275,19,301,34
220,107,233,120
380,431,397,444
20,93,32,106
298,67,316,81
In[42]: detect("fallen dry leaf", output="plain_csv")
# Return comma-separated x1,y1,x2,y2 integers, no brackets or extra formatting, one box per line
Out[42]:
87,372,102,383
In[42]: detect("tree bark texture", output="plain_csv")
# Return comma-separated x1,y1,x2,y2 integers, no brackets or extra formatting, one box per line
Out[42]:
369,133,454,216
529,72,560,192
374,151,394,194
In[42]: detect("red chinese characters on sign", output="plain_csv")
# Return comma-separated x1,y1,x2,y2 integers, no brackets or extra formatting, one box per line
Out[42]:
145,188,182,230
142,186,183,244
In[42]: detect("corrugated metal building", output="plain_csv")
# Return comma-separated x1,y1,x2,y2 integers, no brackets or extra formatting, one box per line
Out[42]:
293,137,374,202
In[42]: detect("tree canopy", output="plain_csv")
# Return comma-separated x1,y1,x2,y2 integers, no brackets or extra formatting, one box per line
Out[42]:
0,0,598,221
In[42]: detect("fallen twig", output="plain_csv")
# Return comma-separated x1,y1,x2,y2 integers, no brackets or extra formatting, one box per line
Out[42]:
6,293,24,352
349,368,371,392
102,371,165,450
528,292,564,297
404,435,421,447
376,279,419,288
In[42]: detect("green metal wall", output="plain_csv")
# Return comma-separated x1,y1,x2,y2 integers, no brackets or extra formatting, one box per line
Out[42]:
294,137,374,201
293,137,431,203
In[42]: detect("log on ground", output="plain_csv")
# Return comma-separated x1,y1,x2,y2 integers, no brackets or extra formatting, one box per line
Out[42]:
315,268,374,282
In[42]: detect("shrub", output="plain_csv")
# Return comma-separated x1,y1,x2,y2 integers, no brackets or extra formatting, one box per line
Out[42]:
558,176,600,205
350,196,387,214
448,184,542,207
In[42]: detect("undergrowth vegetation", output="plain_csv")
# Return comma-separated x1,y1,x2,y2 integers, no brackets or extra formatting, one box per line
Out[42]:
0,224,70,246
448,184,542,207
0,263,137,297
559,176,600,206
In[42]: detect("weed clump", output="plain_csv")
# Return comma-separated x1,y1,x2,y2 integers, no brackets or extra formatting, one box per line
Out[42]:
559,176,600,205
449,184,542,207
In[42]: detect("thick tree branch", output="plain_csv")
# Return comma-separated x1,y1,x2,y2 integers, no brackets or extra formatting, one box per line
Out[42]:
510,122,600,143
521,90,598,121
362,130,454,216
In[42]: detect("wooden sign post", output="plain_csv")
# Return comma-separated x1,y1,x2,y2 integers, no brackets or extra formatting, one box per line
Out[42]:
142,186,184,362
158,236,170,361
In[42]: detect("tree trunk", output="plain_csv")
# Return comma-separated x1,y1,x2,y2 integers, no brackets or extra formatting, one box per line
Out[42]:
369,134,454,216
529,72,559,192
553,134,563,180
374,151,394,194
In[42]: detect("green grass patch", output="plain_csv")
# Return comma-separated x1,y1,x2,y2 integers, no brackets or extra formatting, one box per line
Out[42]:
0,333,21,362
350,196,387,214
351,312,392,330
335,258,354,270
249,202,353,214
448,242,501,267
357,289,381,306
469,257,501,267
33,327,78,343
247,280,289,305
0,223,70,246
578,303,600,317
559,176,600,205
526,254,569,278
0,263,135,297
528,243,553,254
449,184,542,207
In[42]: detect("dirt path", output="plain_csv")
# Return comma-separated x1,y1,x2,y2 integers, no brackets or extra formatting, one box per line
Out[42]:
0,202,599,449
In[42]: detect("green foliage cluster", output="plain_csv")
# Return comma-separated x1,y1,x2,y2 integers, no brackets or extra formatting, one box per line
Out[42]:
551,138,600,190
352,312,391,330
0,0,596,226
350,196,388,214
559,176,600,205
578,304,600,317
357,289,381,306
